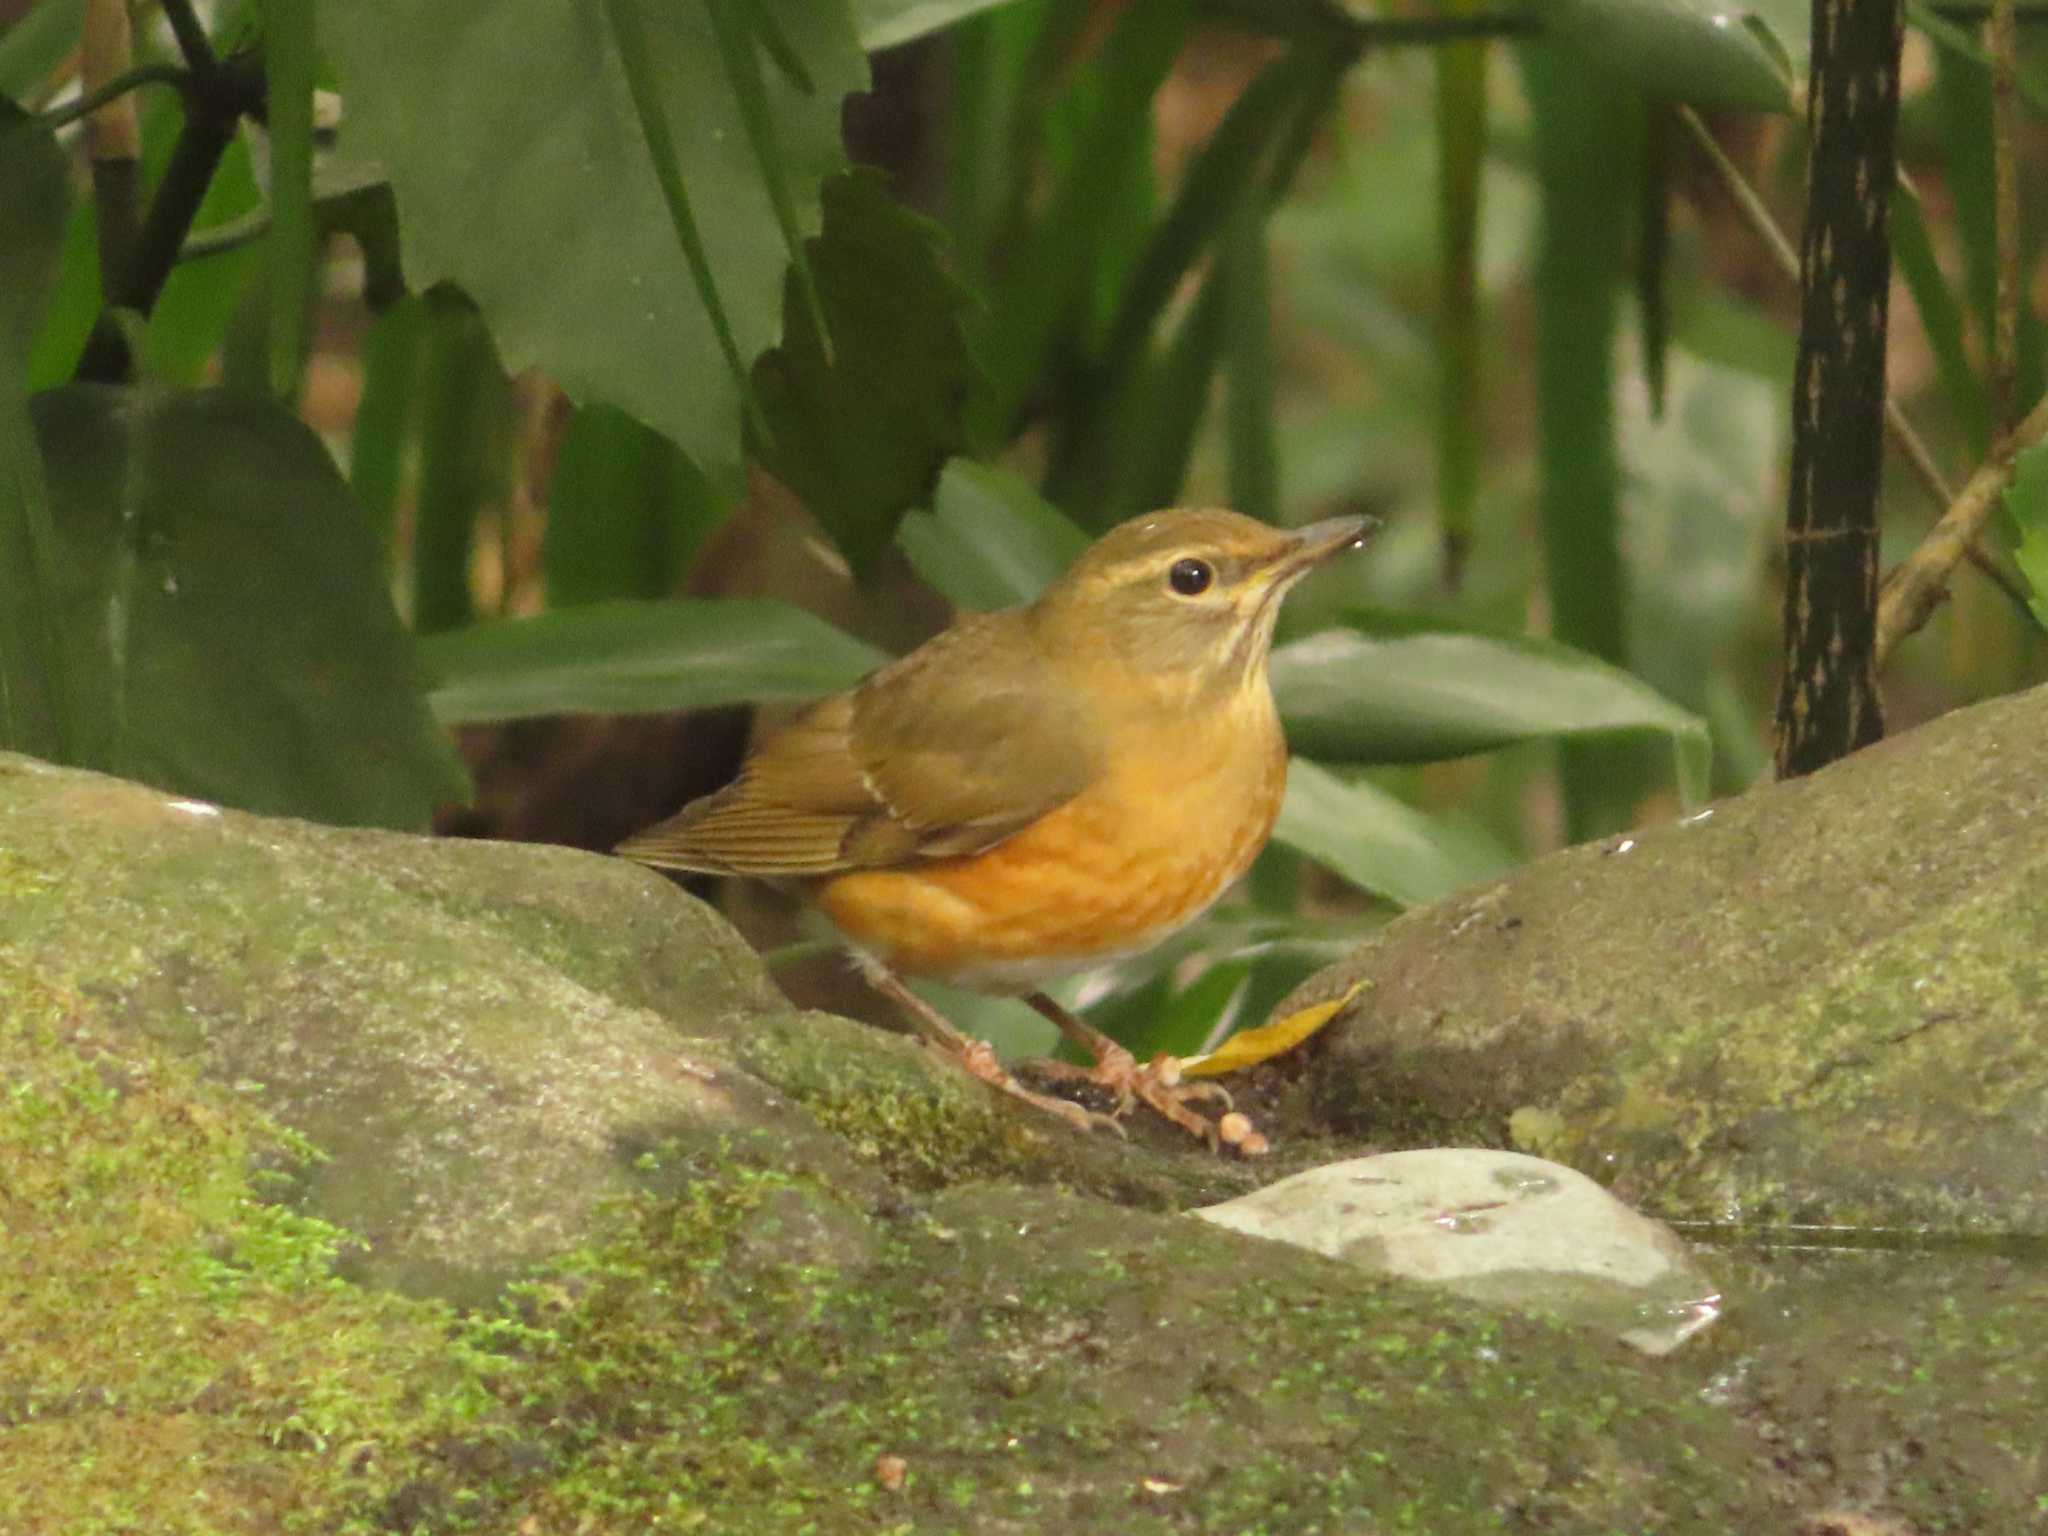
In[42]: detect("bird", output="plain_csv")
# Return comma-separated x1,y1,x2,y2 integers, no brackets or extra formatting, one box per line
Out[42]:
617,507,1372,1152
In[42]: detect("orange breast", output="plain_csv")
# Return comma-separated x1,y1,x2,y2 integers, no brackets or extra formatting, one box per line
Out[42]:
817,689,1287,990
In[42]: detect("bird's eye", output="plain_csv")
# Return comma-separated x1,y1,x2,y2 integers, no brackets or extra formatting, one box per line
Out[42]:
1167,557,1214,597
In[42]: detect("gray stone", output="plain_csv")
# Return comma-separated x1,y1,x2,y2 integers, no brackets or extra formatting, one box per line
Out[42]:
1196,1149,1721,1354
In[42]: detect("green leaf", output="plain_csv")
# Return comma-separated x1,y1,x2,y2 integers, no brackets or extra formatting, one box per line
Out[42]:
0,104,73,760
753,171,977,576
1274,759,1513,909
321,0,867,488
1539,0,1800,113
895,458,1087,610
2001,439,2048,631
967,0,1193,447
0,0,84,104
349,294,430,564
410,296,513,634
706,0,830,360
1270,613,1710,803
1435,26,1487,583
258,0,315,400
854,0,1023,51
30,384,468,827
546,402,730,605
1930,37,2048,424
421,599,886,724
1519,42,1646,838
1220,195,1277,524
1116,272,1227,512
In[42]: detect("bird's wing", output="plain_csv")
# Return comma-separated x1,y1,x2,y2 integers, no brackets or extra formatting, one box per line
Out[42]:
616,610,1100,877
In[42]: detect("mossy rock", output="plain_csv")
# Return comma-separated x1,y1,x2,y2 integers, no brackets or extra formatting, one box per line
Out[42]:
6,743,2043,1532
1279,680,2048,1235
0,753,1234,1308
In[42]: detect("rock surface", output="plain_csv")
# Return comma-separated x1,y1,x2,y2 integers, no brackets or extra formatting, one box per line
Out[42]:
1197,1149,1722,1354
1275,679,2048,1236
5,718,2048,1533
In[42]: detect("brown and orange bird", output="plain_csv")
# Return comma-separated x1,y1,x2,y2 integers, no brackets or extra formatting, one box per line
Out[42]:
617,508,1370,1151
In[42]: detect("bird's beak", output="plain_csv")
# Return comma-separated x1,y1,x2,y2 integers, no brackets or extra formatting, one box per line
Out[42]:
1271,514,1377,584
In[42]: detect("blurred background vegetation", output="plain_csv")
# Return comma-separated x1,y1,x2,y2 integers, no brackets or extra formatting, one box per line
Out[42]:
3,0,2046,1060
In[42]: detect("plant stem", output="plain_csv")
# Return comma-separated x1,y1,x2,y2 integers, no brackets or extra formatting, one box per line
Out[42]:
1991,0,2021,433
1773,0,1904,778
82,0,142,297
1878,390,2048,661
75,55,265,383
1676,105,2030,618
158,0,219,76
35,63,188,131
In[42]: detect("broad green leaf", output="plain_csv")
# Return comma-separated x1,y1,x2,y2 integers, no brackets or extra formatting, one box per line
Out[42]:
1270,614,1710,802
855,0,1022,51
1539,0,1799,113
31,385,469,828
547,402,730,605
1274,758,1513,909
0,0,84,103
322,1,866,488
896,458,1087,610
0,105,72,759
1519,42,1646,838
422,599,886,724
0,106,63,373
258,0,315,400
705,0,829,357
2001,439,2048,631
753,171,976,576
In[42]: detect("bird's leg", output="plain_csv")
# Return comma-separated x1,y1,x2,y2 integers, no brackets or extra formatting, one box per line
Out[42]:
1022,992,1267,1155
846,951,1124,1137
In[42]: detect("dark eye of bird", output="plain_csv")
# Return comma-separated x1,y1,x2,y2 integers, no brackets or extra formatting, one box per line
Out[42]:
1167,557,1214,597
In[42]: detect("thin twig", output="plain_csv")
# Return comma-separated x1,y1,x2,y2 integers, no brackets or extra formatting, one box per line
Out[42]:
157,0,219,77
1677,107,1951,506
1676,105,2032,616
1878,391,2048,661
36,62,187,132
75,52,265,382
1991,0,2022,434
82,0,141,312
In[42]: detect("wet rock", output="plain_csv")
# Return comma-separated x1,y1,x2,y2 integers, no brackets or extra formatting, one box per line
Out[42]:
1275,680,2048,1235
1196,1149,1721,1354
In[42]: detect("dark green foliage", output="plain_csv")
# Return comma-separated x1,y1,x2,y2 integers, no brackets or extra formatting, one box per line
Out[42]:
0,105,70,761
27,386,468,828
754,170,979,576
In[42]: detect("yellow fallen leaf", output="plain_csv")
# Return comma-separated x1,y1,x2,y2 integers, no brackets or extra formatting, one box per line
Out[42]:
1181,979,1370,1078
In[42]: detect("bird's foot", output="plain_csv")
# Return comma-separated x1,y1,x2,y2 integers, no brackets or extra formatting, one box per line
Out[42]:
949,1037,1126,1138
1027,1043,1269,1156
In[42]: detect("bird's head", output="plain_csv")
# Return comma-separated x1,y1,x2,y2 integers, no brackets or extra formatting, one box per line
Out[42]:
1029,508,1373,705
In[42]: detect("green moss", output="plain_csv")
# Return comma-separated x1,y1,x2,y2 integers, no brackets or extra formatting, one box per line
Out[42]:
732,1009,1254,1209
0,957,516,1535
388,1172,1773,1534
